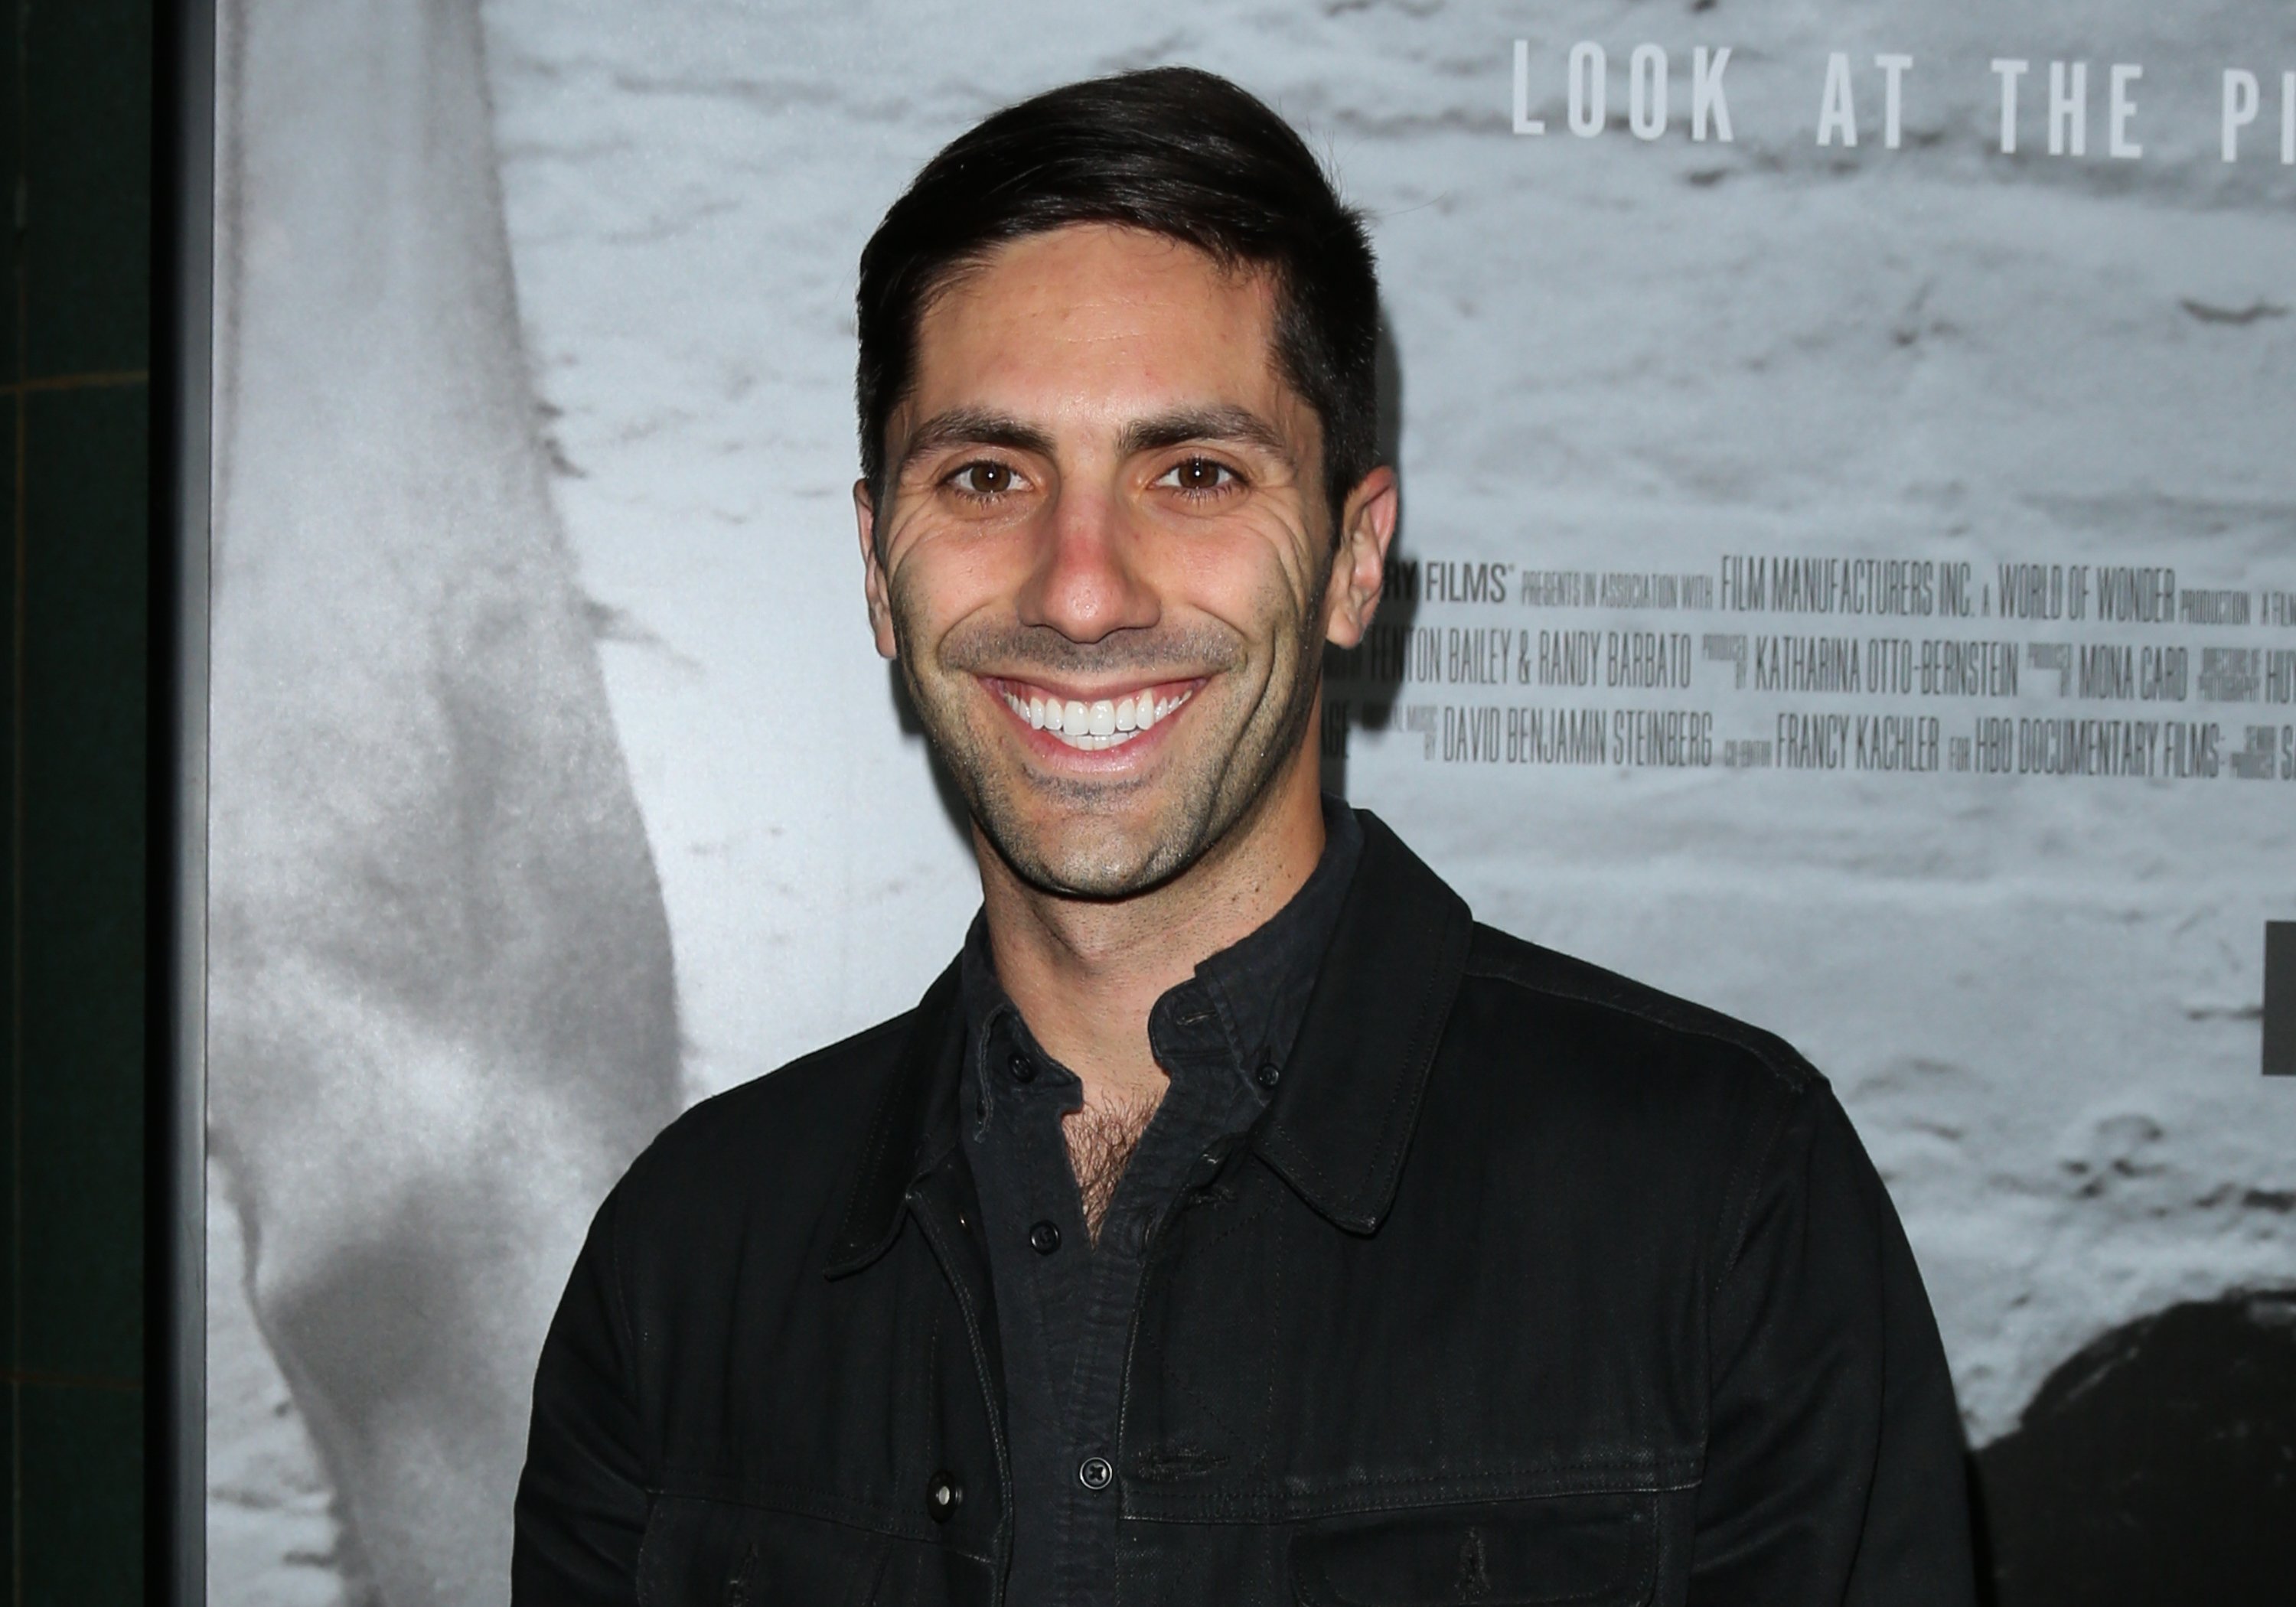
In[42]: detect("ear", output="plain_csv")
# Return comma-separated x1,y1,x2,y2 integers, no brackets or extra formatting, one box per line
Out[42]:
855,479,899,660
1322,465,1399,650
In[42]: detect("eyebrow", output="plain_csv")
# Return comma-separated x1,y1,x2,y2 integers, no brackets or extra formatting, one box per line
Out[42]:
893,403,1297,477
895,407,1057,475
1117,406,1296,468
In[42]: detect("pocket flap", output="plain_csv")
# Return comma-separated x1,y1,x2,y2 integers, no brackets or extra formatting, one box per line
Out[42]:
1289,1494,1652,1607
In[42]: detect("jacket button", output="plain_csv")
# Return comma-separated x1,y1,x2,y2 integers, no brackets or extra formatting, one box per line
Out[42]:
1029,1220,1062,1255
926,1471,963,1522
1007,1051,1035,1084
1253,1059,1281,1090
1077,1455,1114,1491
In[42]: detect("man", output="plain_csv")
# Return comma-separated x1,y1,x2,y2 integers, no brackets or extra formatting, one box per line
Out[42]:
514,67,1976,1605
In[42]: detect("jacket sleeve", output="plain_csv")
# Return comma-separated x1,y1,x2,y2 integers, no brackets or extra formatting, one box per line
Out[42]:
512,1188,651,1604
1687,1078,1977,1605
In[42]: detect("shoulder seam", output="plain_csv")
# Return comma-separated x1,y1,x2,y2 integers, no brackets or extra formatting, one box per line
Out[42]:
1459,950,1812,1097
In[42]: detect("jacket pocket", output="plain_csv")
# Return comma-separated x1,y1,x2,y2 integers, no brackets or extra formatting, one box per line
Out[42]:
635,1495,893,1607
1287,1494,1655,1607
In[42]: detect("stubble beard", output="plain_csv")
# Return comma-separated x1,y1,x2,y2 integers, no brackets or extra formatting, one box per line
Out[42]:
889,577,1330,902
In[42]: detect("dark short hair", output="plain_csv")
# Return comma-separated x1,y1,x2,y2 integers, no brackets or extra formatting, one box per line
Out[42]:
856,67,1379,527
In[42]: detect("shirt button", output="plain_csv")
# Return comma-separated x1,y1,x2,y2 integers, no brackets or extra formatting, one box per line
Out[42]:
1253,1059,1281,1090
926,1470,963,1522
1077,1455,1114,1491
1029,1220,1062,1255
1007,1051,1035,1084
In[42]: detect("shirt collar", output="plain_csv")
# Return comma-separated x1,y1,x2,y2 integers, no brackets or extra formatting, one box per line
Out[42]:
957,798,1363,1105
827,807,1469,1276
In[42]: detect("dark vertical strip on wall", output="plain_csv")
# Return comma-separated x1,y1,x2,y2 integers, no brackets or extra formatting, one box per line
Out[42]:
5,6,22,1589
150,0,212,1600
5,0,155,1602
2263,924,2295,1077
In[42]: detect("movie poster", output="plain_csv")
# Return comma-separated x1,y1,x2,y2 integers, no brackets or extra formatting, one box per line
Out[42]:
202,2,2296,1601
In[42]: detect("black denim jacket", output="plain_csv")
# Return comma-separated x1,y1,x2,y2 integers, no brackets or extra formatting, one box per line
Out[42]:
514,812,1977,1605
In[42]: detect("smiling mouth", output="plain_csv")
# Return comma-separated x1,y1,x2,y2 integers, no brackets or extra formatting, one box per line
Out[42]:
988,678,1200,753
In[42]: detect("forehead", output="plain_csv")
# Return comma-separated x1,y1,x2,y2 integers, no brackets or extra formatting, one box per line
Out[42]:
905,224,1290,423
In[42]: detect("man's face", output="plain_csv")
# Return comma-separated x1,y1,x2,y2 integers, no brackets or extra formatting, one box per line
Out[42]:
859,223,1391,898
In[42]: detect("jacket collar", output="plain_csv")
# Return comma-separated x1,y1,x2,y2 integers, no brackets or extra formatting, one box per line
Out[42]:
1247,810,1473,1233
824,807,1473,1273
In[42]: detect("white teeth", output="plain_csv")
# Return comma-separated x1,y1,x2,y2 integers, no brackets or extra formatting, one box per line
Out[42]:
1000,685,1194,751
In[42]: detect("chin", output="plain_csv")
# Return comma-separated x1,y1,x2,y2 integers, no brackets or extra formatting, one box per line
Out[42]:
993,809,1186,901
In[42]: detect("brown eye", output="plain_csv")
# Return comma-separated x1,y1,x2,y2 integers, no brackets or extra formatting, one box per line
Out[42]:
1164,457,1237,494
956,461,1015,497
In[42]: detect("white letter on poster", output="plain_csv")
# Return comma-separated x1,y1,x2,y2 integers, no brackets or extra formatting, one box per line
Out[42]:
1991,59,2030,153
1876,54,1913,149
1818,52,1857,146
1569,41,1606,137
2108,64,2142,159
1692,47,1733,142
1629,44,1668,140
2048,60,2088,156
1512,41,1545,135
2223,69,2259,161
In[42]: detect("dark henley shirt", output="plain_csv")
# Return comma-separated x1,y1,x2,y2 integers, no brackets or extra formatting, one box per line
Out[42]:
956,800,1363,1607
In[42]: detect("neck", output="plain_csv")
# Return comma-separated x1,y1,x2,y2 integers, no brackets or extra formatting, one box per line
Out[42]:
976,728,1328,1108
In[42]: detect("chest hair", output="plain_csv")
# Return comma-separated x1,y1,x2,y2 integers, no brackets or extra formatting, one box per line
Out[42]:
1062,1090,1163,1244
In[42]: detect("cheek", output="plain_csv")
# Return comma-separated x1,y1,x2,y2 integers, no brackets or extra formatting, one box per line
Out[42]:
1168,517,1324,636
887,527,1020,639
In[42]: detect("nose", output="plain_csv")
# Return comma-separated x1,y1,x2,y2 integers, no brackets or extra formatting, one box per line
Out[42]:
1013,484,1160,645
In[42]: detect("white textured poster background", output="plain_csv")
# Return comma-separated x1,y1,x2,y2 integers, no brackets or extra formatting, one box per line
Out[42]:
208,2,2296,1600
